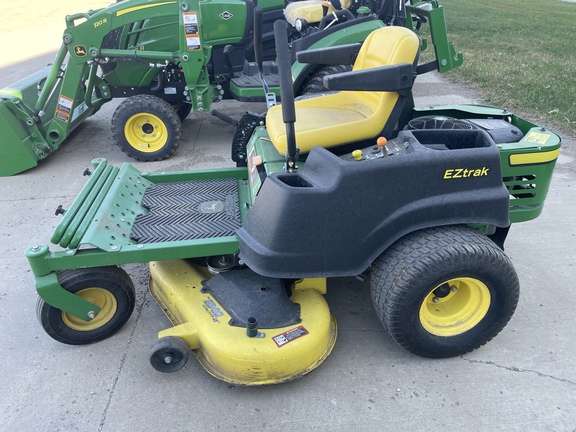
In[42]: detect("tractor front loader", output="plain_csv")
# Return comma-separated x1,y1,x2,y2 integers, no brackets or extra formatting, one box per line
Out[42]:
0,0,461,176
25,23,560,385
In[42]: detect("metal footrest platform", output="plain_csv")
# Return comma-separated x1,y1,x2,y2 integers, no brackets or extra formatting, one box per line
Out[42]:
131,178,241,243
230,73,280,89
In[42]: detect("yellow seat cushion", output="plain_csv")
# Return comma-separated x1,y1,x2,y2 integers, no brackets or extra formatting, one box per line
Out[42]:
267,26,420,155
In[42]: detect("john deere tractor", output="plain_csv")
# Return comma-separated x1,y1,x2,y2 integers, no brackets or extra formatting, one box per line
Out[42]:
25,22,560,385
0,0,461,176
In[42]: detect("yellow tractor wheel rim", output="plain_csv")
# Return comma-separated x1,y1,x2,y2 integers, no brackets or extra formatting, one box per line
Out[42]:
124,113,168,153
419,277,491,337
62,288,118,331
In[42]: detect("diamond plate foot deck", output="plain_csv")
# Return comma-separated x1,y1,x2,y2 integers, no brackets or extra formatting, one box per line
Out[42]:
131,178,241,243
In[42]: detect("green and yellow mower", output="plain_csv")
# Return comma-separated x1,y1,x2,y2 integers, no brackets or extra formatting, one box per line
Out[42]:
0,0,461,176
25,22,560,385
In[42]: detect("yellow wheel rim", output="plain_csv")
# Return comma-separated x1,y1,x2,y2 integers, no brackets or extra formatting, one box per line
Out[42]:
62,288,118,331
124,113,168,153
419,277,491,337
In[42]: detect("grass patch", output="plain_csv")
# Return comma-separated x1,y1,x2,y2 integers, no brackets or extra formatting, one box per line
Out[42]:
438,0,576,137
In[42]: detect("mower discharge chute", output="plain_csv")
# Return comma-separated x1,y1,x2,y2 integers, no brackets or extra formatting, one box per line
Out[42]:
25,20,560,385
0,0,461,176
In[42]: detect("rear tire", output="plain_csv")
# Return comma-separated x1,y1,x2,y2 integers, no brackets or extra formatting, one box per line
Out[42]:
300,65,352,95
370,225,519,358
112,95,182,161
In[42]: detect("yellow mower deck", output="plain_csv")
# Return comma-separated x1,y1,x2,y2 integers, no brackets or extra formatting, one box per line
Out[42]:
149,259,337,385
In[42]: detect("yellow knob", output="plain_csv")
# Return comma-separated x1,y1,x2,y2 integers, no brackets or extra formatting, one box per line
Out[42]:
352,150,363,161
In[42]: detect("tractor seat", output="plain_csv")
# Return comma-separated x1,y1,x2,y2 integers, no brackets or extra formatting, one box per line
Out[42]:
266,26,421,155
284,0,351,25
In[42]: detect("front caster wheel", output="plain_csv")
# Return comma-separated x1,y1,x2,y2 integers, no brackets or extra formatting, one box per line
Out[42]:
36,266,136,345
112,95,182,161
150,337,190,373
371,225,520,358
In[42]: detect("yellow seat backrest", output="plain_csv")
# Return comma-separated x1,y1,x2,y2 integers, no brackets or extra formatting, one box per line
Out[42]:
266,26,421,155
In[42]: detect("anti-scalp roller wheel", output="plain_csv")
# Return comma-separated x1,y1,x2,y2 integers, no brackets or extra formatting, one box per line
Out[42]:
150,336,190,373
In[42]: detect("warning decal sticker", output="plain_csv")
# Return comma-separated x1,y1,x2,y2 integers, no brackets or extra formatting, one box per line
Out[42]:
524,131,551,145
273,326,309,348
183,12,201,51
54,95,74,123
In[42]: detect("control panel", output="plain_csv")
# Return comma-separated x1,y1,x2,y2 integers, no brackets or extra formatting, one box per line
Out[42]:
341,137,413,162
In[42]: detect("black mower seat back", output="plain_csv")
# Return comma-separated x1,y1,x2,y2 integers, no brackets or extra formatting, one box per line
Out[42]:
265,26,421,155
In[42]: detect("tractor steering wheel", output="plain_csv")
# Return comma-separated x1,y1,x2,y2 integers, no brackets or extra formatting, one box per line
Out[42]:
318,9,356,30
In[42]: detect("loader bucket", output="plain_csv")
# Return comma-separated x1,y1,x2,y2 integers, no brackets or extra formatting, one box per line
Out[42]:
0,66,57,176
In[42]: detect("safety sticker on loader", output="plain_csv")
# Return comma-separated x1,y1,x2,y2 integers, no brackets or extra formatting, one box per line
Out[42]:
273,326,309,348
54,95,74,123
183,12,201,51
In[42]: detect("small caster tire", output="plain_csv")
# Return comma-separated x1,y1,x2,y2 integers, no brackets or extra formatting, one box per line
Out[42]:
150,336,190,373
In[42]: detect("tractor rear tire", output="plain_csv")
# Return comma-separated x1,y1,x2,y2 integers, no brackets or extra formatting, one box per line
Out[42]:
37,267,136,345
300,65,352,95
112,95,182,161
370,225,519,358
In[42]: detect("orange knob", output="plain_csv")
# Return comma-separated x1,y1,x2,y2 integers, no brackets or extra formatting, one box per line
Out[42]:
376,137,387,148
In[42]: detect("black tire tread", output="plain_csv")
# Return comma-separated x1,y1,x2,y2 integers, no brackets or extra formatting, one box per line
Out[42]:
371,225,520,358
300,65,352,95
111,95,182,161
37,266,136,345
150,336,190,373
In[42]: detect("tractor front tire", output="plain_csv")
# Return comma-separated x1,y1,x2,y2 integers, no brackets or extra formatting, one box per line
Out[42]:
37,267,136,345
112,95,182,161
370,225,519,358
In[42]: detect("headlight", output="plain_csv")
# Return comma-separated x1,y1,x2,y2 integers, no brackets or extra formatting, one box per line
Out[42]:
295,18,308,33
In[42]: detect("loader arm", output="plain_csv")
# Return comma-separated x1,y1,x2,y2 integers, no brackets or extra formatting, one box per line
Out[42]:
0,0,213,176
405,0,463,73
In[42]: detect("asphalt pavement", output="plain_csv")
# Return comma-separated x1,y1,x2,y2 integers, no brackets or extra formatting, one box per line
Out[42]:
1,57,575,431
